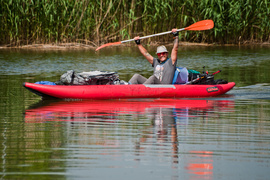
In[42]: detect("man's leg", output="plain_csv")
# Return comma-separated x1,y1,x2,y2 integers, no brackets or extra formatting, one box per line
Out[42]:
143,75,161,84
129,74,147,84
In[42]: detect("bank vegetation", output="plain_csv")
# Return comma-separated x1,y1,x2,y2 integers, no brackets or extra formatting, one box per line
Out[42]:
1,0,269,48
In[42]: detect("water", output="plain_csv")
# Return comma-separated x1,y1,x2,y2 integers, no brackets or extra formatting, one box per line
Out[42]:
0,45,270,179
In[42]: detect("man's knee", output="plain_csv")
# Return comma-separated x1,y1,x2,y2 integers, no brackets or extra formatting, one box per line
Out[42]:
132,73,140,78
144,75,159,84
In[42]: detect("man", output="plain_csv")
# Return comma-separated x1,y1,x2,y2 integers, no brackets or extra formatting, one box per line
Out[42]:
129,29,179,84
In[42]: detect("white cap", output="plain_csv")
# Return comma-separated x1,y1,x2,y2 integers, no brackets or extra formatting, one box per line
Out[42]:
156,45,168,54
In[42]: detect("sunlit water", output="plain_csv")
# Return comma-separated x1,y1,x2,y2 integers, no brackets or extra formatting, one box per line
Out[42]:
0,45,270,179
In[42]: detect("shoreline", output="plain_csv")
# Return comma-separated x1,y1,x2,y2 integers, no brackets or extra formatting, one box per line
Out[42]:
0,41,269,50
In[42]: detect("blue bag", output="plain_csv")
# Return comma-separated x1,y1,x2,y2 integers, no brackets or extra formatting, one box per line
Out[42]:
172,67,189,84
35,81,56,85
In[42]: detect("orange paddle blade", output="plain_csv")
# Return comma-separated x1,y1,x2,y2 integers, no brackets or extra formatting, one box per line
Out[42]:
95,41,121,51
185,20,214,31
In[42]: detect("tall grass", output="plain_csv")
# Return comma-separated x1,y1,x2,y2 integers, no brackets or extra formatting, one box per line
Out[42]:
0,0,269,47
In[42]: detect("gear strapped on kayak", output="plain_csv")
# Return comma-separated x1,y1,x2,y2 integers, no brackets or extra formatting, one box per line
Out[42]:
34,67,228,86
53,70,128,85
172,66,228,85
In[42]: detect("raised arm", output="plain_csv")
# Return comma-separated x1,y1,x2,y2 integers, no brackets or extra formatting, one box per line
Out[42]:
134,36,154,65
171,29,179,65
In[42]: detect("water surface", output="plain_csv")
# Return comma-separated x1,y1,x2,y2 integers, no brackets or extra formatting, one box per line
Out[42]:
0,45,270,179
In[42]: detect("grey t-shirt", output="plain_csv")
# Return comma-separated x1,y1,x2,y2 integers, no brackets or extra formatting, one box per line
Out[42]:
152,58,177,84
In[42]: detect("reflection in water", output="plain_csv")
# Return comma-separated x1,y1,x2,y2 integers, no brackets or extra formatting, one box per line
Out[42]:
24,99,234,178
135,107,179,164
186,151,213,178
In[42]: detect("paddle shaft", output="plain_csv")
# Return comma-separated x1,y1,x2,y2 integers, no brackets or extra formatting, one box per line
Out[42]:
95,20,214,51
121,28,185,43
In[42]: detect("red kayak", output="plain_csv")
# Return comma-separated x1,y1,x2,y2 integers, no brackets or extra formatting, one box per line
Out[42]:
23,82,235,99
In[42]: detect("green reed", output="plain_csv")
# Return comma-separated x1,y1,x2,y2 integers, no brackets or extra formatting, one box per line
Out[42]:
0,0,269,47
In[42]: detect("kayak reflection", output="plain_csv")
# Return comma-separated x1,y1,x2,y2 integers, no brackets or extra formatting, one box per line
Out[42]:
24,99,234,173
24,99,234,124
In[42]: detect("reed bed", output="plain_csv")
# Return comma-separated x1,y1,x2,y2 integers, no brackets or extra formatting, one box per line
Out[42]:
0,0,269,47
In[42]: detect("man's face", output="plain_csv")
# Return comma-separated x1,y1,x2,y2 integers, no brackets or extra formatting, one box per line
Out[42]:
157,52,168,62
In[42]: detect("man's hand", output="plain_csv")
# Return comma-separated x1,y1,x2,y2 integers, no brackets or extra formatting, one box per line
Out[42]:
134,36,141,45
172,29,179,37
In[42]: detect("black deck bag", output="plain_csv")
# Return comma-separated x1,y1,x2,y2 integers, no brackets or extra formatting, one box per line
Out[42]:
192,73,216,85
215,79,228,84
189,73,228,85
55,70,120,85
188,69,201,81
187,69,216,84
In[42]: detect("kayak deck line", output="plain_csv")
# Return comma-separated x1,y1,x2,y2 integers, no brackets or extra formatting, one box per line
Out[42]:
143,84,176,89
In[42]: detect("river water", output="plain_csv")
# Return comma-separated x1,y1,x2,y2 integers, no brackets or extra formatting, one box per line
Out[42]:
0,45,270,179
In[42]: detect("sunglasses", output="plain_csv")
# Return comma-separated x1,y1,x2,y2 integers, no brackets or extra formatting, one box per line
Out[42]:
157,52,167,56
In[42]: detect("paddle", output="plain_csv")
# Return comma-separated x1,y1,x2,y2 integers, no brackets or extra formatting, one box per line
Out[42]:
95,20,214,51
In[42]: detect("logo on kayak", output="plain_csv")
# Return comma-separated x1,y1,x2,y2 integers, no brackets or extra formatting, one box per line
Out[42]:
207,86,219,93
